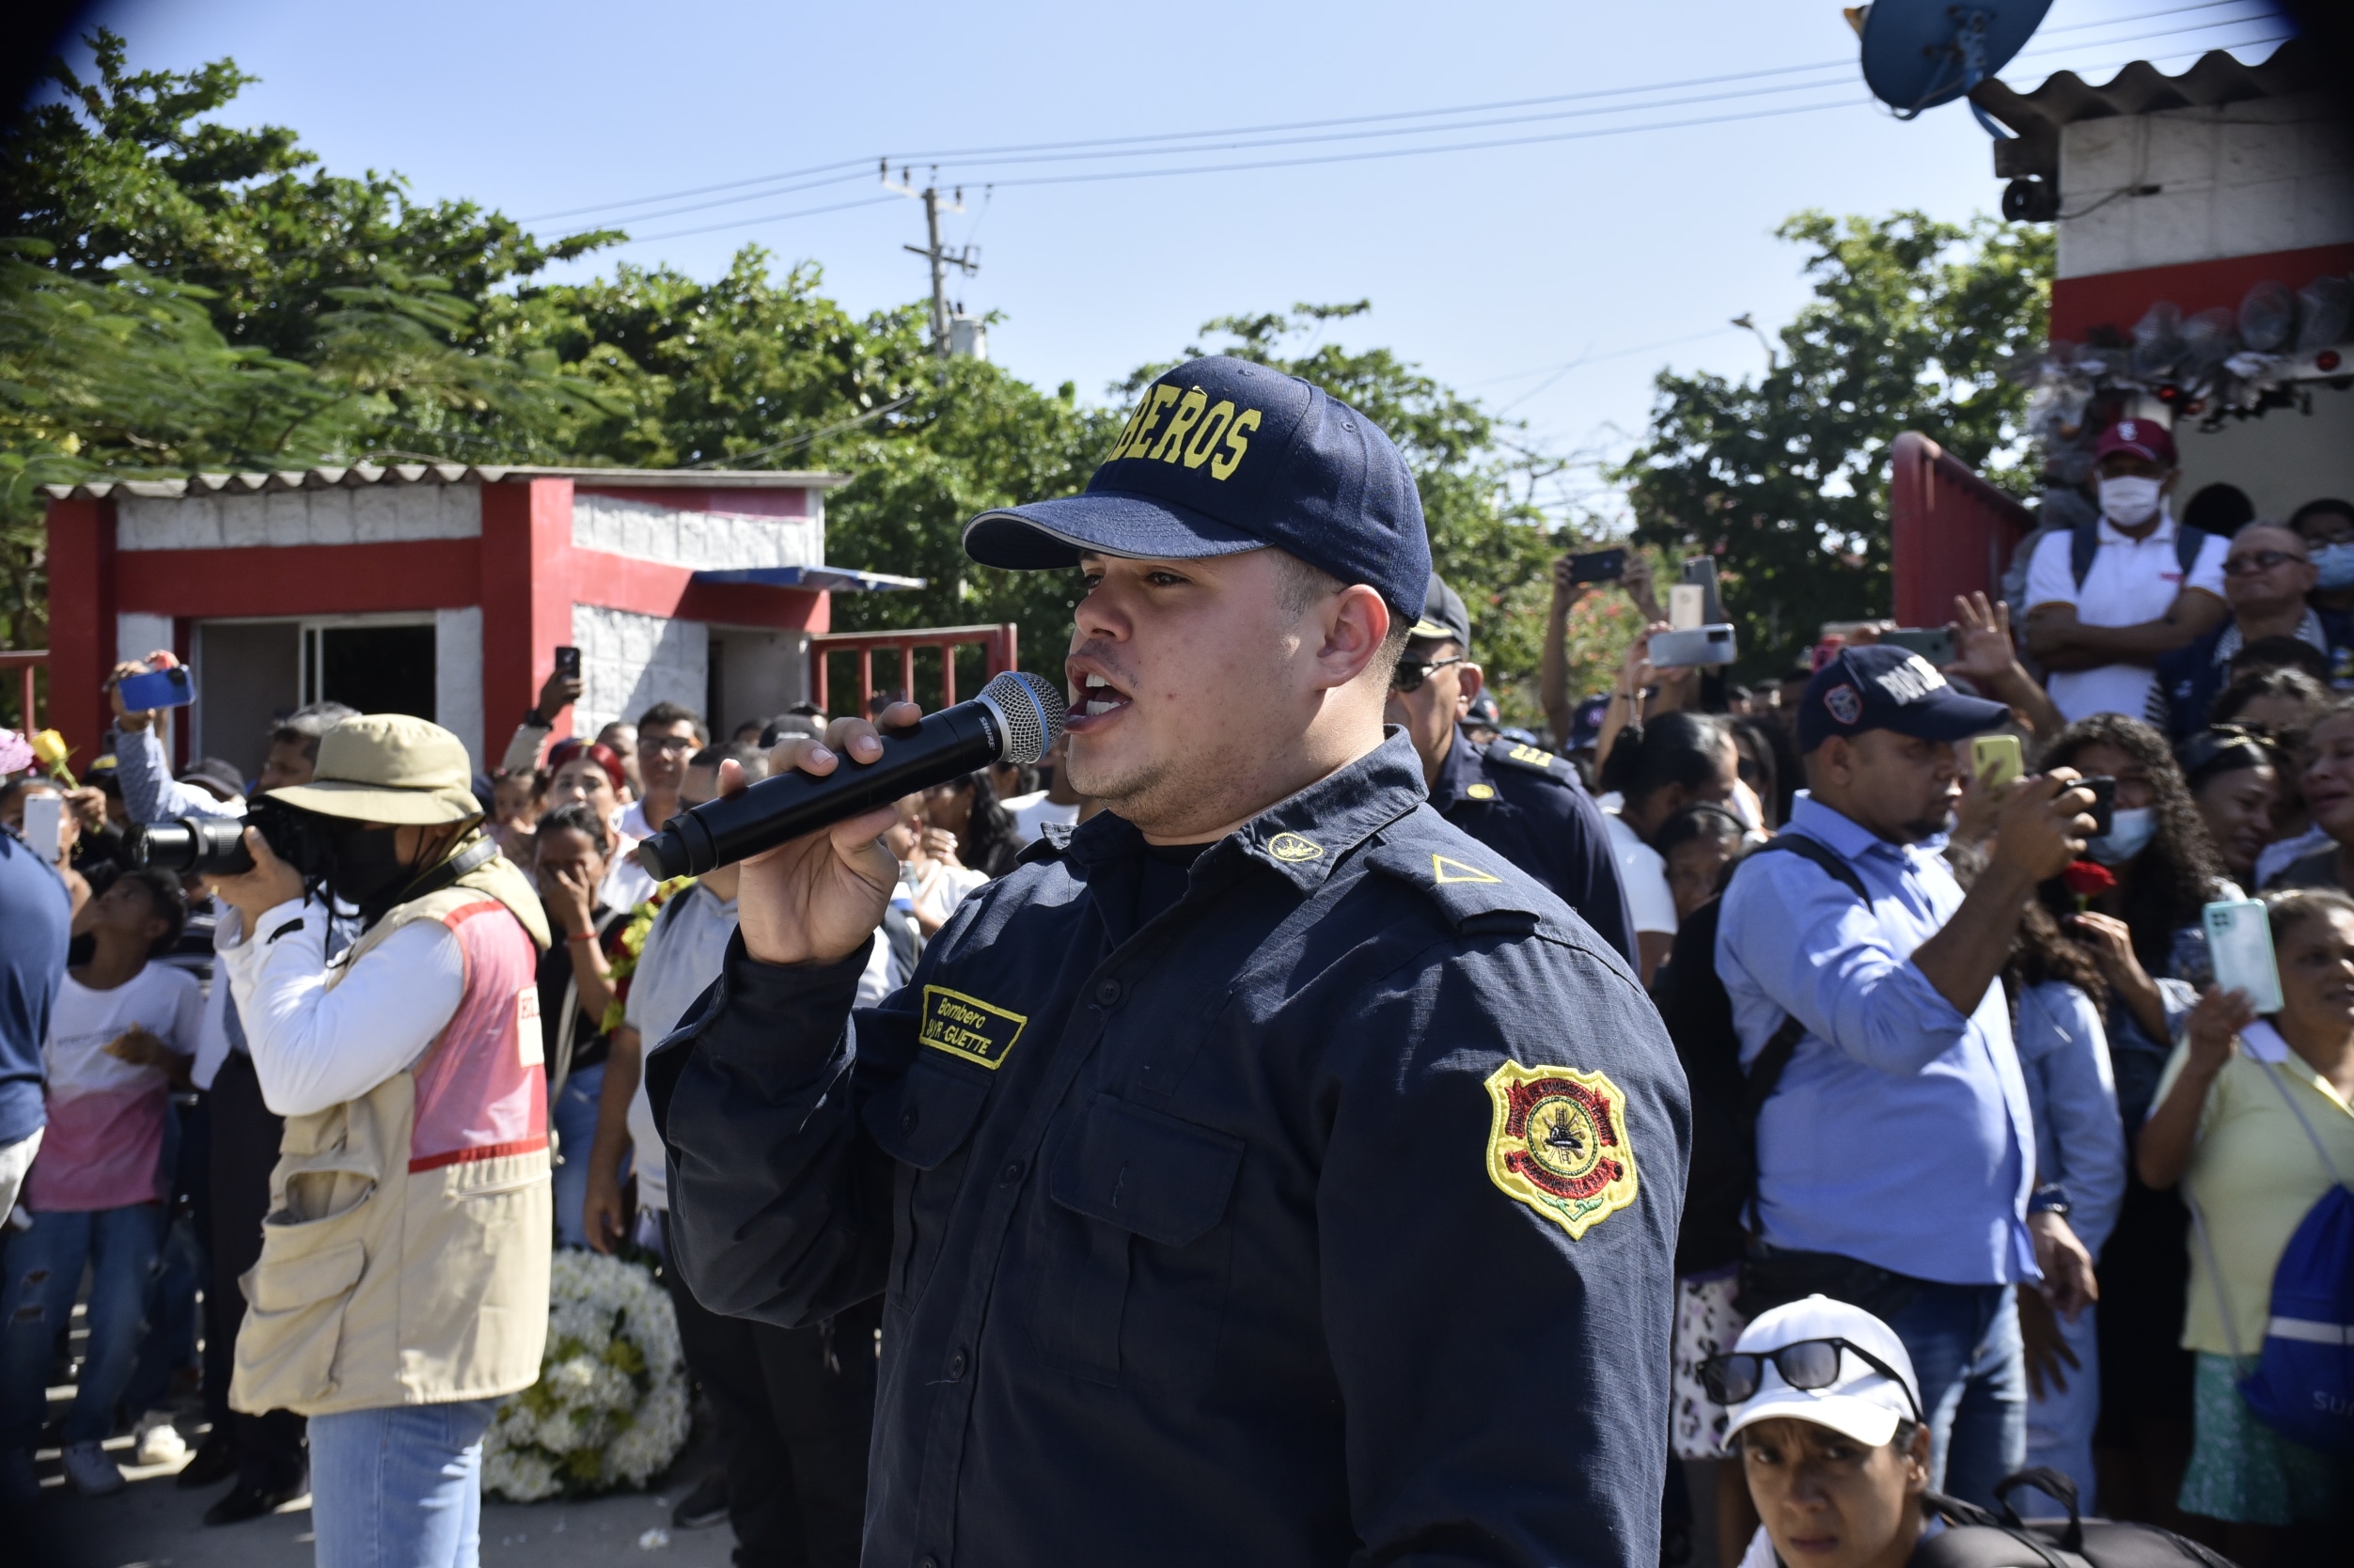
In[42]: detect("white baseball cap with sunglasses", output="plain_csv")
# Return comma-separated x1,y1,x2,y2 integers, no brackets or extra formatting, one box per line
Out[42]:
1707,1294,1924,1449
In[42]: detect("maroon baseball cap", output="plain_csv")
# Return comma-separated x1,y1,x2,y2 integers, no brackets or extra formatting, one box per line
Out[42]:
2095,416,2176,466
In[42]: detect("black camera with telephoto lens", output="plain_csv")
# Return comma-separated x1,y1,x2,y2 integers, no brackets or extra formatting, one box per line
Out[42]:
129,798,336,880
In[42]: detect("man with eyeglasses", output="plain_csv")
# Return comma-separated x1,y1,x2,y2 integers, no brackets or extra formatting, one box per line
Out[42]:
2151,520,2354,740
1387,571,1638,965
604,700,707,908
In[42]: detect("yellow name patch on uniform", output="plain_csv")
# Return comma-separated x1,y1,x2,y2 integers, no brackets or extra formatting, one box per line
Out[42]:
1483,1060,1639,1240
918,987,1028,1070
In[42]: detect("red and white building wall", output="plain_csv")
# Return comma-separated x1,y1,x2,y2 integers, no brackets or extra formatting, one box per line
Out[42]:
42,464,855,778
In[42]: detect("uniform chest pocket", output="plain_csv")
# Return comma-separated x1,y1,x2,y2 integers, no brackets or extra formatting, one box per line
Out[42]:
865,1057,993,1299
1032,1094,1244,1389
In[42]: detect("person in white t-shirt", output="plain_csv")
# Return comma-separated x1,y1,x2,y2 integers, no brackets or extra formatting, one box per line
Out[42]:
2024,418,2228,724
1,869,198,1499
1008,730,1088,845
1594,711,1740,984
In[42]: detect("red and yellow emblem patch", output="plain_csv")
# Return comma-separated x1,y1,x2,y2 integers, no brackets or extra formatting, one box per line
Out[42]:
1483,1061,1639,1240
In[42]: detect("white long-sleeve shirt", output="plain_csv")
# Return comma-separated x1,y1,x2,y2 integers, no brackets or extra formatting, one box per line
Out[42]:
220,898,464,1118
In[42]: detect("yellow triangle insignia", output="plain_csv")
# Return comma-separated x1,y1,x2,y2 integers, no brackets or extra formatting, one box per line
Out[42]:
1432,853,1500,885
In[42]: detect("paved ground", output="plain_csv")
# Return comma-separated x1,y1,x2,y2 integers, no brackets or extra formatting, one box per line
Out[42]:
22,1405,739,1568
18,1263,743,1567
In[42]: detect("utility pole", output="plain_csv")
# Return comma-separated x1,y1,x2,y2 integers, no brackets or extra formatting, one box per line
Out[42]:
884,164,979,359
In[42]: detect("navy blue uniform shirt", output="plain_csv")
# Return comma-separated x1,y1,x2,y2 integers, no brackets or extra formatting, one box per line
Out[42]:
1429,727,1638,966
650,732,1688,1568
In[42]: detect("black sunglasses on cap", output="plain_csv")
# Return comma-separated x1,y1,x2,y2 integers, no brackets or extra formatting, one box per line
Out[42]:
1392,656,1464,694
1701,1337,1922,1421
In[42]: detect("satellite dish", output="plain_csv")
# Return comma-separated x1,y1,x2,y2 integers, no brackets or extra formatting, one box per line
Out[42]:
1855,0,2054,137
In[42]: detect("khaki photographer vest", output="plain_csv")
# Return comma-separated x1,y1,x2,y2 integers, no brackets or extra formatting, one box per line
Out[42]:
230,868,552,1418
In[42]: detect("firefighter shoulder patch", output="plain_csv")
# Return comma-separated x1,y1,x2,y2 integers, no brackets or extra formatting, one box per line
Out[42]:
1483,1060,1639,1240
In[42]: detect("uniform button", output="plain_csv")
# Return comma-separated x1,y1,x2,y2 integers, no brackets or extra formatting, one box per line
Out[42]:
1094,979,1123,1007
999,1160,1025,1184
901,1108,918,1133
919,1557,940,1568
948,1349,968,1379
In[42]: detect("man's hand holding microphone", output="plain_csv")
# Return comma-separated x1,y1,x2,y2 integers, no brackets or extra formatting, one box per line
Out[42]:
716,702,923,968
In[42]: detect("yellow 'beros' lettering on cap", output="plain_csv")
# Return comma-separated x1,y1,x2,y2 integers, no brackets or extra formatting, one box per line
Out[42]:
1109,384,1262,480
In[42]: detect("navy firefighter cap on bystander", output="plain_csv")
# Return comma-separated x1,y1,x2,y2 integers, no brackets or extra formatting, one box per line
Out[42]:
1794,643,2010,755
961,354,1431,614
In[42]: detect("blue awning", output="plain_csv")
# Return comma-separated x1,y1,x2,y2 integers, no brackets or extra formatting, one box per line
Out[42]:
693,565,927,593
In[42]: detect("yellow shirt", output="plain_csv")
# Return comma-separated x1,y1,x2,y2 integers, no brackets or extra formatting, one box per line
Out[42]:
2158,1021,2354,1356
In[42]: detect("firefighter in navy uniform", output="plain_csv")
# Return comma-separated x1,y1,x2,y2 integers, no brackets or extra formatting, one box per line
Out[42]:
1390,571,1639,966
649,355,1688,1568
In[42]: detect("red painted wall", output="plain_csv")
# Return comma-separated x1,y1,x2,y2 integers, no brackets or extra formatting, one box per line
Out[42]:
2050,243,2354,344
41,477,830,763
44,497,115,771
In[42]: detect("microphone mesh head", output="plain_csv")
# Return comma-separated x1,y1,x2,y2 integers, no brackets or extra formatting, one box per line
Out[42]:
981,670,1064,765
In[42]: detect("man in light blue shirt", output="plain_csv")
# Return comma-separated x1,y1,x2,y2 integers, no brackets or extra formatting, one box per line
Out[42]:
1717,643,2101,1509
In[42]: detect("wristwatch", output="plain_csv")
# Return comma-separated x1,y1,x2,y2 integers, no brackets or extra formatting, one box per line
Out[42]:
2029,1183,2071,1218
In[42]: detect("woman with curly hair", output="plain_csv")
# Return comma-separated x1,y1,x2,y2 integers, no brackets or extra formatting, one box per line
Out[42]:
2036,713,2238,1531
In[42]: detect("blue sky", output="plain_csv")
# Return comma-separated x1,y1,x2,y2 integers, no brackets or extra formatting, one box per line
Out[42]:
71,0,2293,522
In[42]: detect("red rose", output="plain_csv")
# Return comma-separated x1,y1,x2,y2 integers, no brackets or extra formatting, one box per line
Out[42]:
2062,861,2116,898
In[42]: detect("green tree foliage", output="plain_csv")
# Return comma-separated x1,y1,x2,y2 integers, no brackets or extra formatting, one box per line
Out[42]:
1616,211,2051,678
0,30,614,650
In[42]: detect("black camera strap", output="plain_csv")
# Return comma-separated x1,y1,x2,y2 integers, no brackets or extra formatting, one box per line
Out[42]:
392,835,500,908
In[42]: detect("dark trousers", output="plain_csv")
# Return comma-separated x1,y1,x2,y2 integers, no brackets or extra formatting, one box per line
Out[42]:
206,1051,306,1489
659,1213,877,1568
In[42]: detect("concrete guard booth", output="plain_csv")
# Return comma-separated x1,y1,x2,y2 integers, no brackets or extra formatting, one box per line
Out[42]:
40,464,922,781
1893,41,2354,619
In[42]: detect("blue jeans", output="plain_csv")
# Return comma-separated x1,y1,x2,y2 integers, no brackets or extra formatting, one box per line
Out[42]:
549,1060,614,1249
2022,1301,2100,1518
1884,1279,2027,1510
309,1399,498,1568
0,1203,165,1447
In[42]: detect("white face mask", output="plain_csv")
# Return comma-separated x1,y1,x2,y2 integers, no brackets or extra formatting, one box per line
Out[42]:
2088,806,2157,866
2098,475,2165,528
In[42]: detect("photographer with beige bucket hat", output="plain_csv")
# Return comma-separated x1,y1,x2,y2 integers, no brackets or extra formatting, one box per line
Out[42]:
207,713,553,1568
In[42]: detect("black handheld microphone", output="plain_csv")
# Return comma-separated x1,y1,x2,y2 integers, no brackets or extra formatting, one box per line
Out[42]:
634,670,1067,880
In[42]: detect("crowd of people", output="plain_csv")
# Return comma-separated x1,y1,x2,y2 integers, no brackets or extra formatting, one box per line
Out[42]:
0,369,2347,1568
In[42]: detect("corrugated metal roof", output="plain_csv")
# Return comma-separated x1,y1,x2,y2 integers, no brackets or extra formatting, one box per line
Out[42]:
1973,39,2322,135
42,462,853,502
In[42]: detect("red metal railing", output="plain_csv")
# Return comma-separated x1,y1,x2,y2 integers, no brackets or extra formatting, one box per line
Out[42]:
809,624,1019,714
1889,432,2035,627
0,651,44,735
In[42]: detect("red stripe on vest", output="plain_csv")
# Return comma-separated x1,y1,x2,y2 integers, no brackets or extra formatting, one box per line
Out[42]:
408,1136,551,1174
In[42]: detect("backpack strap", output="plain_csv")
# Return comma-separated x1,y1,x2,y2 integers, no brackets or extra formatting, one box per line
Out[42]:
1732,835,1871,1231
2176,523,2209,582
2070,519,2098,590
2256,1058,2350,1189
2071,518,2208,591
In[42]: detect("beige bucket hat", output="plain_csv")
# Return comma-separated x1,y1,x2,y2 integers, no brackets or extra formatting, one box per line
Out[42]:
264,713,484,825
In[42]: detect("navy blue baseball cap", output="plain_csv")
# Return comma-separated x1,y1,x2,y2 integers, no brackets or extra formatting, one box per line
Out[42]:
1796,644,2009,754
962,354,1431,613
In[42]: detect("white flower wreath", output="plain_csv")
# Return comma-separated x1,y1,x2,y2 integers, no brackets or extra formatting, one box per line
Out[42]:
483,1248,691,1501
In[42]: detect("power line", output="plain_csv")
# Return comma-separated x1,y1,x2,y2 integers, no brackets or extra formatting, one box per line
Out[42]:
590,14,2290,249
523,0,2270,228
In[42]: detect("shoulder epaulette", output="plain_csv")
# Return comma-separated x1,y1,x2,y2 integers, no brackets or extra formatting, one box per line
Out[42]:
1359,832,1552,938
1484,737,1575,785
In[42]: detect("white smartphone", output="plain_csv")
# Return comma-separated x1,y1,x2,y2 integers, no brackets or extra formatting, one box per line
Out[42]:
1669,583,1706,631
21,793,61,866
2204,898,2284,1015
